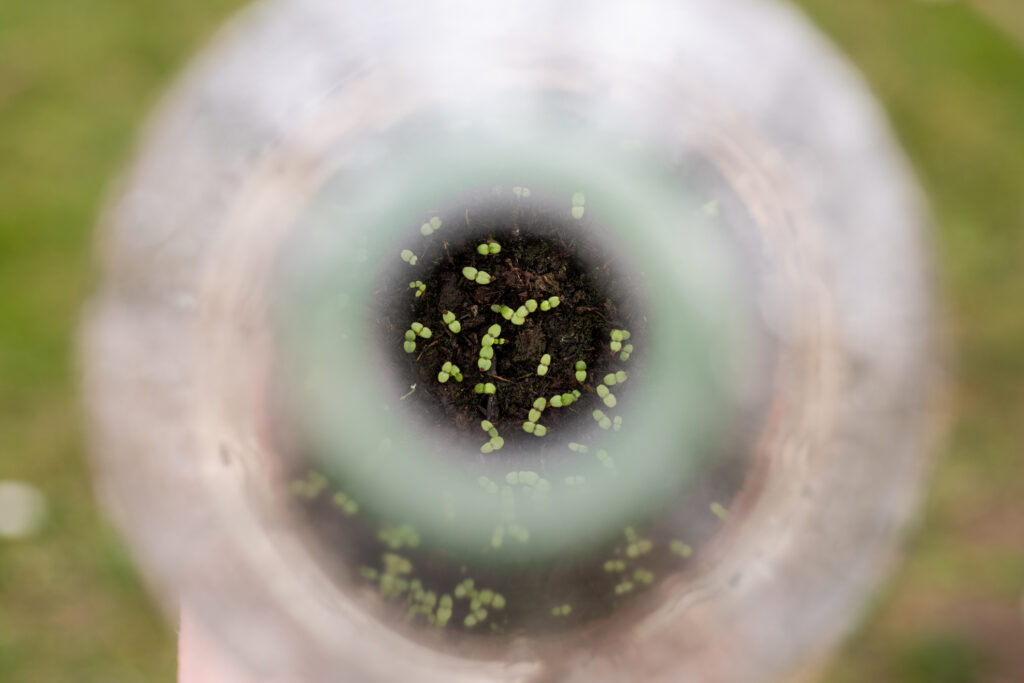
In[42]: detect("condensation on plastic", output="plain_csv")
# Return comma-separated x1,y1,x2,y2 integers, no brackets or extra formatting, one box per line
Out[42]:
81,0,938,681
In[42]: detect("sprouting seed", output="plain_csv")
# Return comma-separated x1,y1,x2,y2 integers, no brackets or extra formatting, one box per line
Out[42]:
670,540,693,558
401,249,418,265
481,420,494,433
421,217,442,236
604,559,625,572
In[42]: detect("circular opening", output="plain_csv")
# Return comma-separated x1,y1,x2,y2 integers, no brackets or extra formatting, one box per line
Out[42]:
275,187,762,646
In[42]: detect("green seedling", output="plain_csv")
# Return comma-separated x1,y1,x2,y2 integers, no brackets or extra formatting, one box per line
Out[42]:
420,216,443,236
437,361,463,383
410,322,432,338
536,353,552,377
568,442,589,453
512,186,532,198
596,449,615,471
400,249,418,265
441,310,461,333
620,343,633,361
575,360,587,383
332,491,359,516
477,241,501,255
379,524,420,550
603,559,626,572
404,340,416,354
290,471,327,499
409,280,426,297
571,191,586,220
477,476,499,495
478,358,492,371
613,415,623,431
633,569,654,585
670,540,694,558
480,346,494,360
480,421,504,453
474,382,497,394
533,397,547,411
551,604,572,617
592,409,612,430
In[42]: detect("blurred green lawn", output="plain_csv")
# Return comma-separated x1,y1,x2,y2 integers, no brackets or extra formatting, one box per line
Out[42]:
1,1,1021,681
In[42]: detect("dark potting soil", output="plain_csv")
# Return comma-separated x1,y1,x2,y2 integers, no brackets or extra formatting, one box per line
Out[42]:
376,188,646,454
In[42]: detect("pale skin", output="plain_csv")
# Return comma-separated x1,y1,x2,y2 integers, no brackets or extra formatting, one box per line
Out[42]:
179,610,292,683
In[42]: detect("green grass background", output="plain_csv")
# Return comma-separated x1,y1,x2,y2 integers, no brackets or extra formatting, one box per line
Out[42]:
1,0,1021,681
